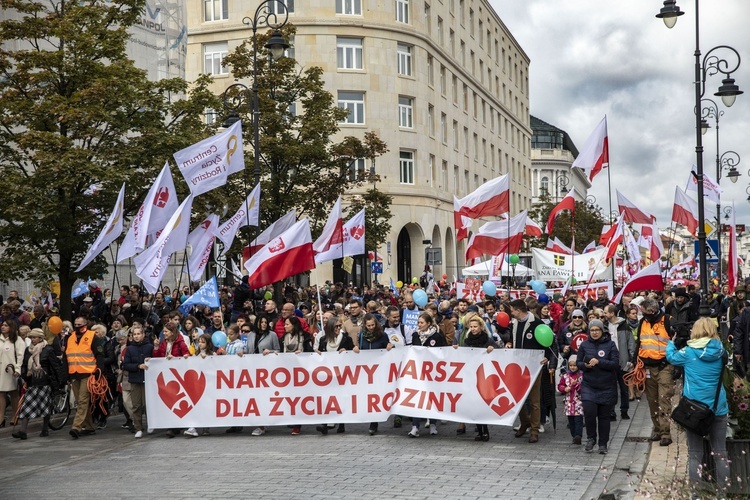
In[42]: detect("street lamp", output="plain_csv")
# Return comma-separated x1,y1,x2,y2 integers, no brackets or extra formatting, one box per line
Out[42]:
586,194,597,210
657,0,743,315
556,173,569,201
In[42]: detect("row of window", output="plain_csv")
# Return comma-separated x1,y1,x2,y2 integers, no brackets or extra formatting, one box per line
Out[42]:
205,0,361,22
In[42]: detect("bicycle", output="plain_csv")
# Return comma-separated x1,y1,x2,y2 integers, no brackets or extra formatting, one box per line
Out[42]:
48,383,72,430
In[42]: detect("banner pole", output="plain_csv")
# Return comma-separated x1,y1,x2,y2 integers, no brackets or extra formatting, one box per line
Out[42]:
315,269,325,334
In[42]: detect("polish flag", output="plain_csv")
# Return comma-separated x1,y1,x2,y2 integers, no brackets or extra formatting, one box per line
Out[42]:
639,224,664,262
545,187,577,234
454,175,510,241
599,224,612,245
546,236,574,255
672,187,699,236
613,261,664,304
582,240,598,254
602,213,625,261
313,197,343,264
242,210,297,261
244,219,316,289
669,255,697,276
465,210,526,261
728,203,738,294
367,251,383,261
525,215,543,238
571,116,609,182
617,190,656,224
686,165,722,205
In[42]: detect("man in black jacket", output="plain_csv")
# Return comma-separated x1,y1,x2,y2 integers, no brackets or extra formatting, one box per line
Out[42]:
231,276,252,323
666,288,698,349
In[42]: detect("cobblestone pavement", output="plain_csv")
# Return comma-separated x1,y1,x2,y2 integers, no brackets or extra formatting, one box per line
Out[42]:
0,399,645,500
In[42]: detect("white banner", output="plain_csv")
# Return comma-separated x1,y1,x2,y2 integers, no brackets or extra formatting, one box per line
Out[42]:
455,281,614,303
532,247,611,282
144,347,543,428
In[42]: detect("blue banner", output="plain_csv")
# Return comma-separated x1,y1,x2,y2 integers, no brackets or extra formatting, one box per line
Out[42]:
179,277,220,315
71,280,90,299
390,278,399,297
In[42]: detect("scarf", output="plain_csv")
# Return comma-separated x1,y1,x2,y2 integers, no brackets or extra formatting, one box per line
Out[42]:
283,333,301,353
27,340,47,378
326,332,343,351
464,330,489,348
363,328,382,343
418,325,438,346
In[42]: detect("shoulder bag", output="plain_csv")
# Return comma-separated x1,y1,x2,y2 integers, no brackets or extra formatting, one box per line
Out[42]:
670,353,727,436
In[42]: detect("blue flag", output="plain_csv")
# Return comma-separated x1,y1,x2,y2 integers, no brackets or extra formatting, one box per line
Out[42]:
179,277,220,315
390,277,399,297
71,280,90,299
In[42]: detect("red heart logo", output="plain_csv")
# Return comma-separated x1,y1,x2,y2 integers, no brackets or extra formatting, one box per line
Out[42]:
475,361,532,417
172,369,206,405
156,373,186,410
156,369,206,419
172,399,194,419
494,361,531,403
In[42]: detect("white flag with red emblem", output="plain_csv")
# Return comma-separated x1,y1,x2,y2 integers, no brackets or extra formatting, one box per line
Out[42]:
242,210,297,261
214,183,260,255
616,190,656,224
76,183,125,272
672,187,699,236
465,210,526,261
313,196,344,264
244,219,315,289
545,187,577,234
187,214,219,277
613,261,664,304
342,209,366,257
117,162,178,262
454,175,510,241
571,115,609,182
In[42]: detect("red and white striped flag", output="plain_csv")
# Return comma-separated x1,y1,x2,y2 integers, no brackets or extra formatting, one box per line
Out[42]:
613,261,664,304
639,224,663,262
465,210,526,261
602,213,625,261
672,187,699,236
546,236,574,255
244,219,316,289
454,175,510,241
617,190,655,224
572,116,609,182
728,202,738,294
313,196,343,264
545,188,577,234
525,214,543,238
242,210,297,262
582,240,598,254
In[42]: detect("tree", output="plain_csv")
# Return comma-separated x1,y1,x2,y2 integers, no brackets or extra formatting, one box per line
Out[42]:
527,191,607,252
220,26,391,249
0,0,217,318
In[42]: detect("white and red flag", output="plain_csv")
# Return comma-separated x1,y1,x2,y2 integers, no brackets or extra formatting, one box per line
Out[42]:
313,196,343,264
242,210,297,261
454,175,510,241
686,165,722,205
672,187,699,236
546,236,574,255
342,209,366,257
545,187,577,234
582,240,598,254
525,214,543,238
117,162,178,262
602,213,625,261
465,210,526,261
571,116,609,182
728,202,738,294
187,214,219,277
214,183,260,255
244,219,316,289
613,261,664,304
638,224,664,262
616,190,656,224
367,251,383,261
76,183,125,272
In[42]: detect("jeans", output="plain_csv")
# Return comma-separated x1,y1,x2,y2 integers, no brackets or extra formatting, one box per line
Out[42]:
617,369,629,413
567,415,583,438
685,414,730,489
583,401,614,446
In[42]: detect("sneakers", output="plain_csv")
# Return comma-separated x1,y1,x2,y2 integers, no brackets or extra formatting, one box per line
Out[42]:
585,438,596,453
429,424,438,435
134,431,143,438
291,426,301,435
12,431,27,440
599,445,608,454
368,423,378,435
336,424,346,434
251,427,265,436
512,423,521,431
538,424,545,434
121,422,132,429
610,413,617,422
147,428,154,435
184,428,199,437
393,416,402,428
316,425,329,435
424,420,430,429
621,412,630,420
69,429,80,439
97,419,108,430
407,426,419,438
225,427,243,434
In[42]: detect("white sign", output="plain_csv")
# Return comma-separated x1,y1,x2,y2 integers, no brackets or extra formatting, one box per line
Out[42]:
456,281,614,302
144,347,543,428
531,247,611,282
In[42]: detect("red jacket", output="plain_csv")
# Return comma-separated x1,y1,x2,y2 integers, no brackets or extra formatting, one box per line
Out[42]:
153,335,190,358
274,316,310,339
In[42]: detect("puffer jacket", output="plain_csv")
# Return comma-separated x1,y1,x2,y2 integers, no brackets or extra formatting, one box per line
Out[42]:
666,338,728,416
577,330,619,405
122,339,155,384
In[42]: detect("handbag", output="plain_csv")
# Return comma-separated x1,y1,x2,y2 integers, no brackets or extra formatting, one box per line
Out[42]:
670,354,727,437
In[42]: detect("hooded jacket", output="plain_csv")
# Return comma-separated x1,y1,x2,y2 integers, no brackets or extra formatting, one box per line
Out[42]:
666,338,728,416
607,316,636,370
577,329,619,405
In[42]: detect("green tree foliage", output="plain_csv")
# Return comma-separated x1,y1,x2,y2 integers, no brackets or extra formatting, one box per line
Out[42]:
527,191,607,252
220,26,391,247
0,0,217,318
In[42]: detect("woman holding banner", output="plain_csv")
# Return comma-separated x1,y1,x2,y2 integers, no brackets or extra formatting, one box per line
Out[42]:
282,316,313,436
453,316,494,441
246,315,280,437
356,314,392,436
408,312,446,438
315,316,357,436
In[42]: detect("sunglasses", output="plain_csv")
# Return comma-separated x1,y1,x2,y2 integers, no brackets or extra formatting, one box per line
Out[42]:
241,329,251,333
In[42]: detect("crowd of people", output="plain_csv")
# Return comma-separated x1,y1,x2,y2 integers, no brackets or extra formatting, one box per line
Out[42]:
0,276,746,494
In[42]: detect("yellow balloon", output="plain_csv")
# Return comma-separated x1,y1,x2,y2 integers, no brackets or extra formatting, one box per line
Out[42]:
396,281,403,289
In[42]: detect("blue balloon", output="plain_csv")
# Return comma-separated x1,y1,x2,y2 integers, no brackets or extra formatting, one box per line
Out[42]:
212,331,228,349
504,254,510,263
530,280,547,295
180,295,188,303
482,281,497,297
413,289,428,307
537,293,549,304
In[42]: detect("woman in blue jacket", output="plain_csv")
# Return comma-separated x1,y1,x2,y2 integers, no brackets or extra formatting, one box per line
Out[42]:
666,317,729,495
577,319,619,454
122,326,155,438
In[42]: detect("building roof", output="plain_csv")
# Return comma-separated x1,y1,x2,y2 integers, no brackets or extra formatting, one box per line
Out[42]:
530,115,579,158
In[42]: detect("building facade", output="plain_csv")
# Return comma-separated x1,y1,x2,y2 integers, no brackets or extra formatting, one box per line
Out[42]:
186,0,532,283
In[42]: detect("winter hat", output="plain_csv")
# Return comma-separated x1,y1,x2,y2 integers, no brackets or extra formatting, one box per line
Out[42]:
571,309,585,318
588,319,605,332
28,328,45,339
568,354,578,364
553,293,563,301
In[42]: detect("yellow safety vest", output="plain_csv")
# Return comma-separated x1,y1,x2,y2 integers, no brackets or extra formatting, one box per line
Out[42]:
638,317,669,361
67,330,96,375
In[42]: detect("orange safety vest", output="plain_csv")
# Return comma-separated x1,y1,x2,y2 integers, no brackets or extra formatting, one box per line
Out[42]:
638,317,669,360
67,330,97,375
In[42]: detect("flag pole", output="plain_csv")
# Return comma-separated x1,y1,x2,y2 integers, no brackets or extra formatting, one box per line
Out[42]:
108,246,120,301
176,250,187,300
314,269,325,334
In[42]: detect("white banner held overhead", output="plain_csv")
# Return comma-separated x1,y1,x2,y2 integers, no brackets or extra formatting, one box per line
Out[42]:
531,247,611,282
173,121,245,196
455,281,614,303
144,347,543,428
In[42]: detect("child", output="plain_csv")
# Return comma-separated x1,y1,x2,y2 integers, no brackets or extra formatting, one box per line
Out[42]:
557,354,584,444
184,334,215,438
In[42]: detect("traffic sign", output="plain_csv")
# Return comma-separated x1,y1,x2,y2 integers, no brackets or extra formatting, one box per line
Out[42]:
694,239,719,264
371,261,383,274
704,219,717,239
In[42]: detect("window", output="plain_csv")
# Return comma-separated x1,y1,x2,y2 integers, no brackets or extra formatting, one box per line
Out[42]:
427,104,435,136
482,139,487,165
395,0,409,23
399,96,414,128
540,176,549,194
284,35,295,59
428,155,435,186
336,0,362,15
462,84,468,111
469,9,474,36
269,0,294,14
338,91,365,124
463,127,468,155
452,75,458,104
459,0,464,25
440,112,447,143
424,3,431,33
449,29,455,56
204,0,228,21
454,165,459,191
337,37,363,70
426,55,434,86
348,158,366,181
397,43,412,76
460,41,465,66
203,41,228,75
478,20,483,46
205,108,218,125
400,151,414,184
440,65,446,95
452,120,459,149
473,133,478,160
437,17,443,45
441,161,448,189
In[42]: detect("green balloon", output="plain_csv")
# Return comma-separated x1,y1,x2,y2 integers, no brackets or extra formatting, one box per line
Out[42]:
264,291,273,300
412,277,419,284
534,324,554,348
509,254,520,265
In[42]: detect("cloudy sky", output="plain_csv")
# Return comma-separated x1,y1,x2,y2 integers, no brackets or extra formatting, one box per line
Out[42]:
489,0,750,228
